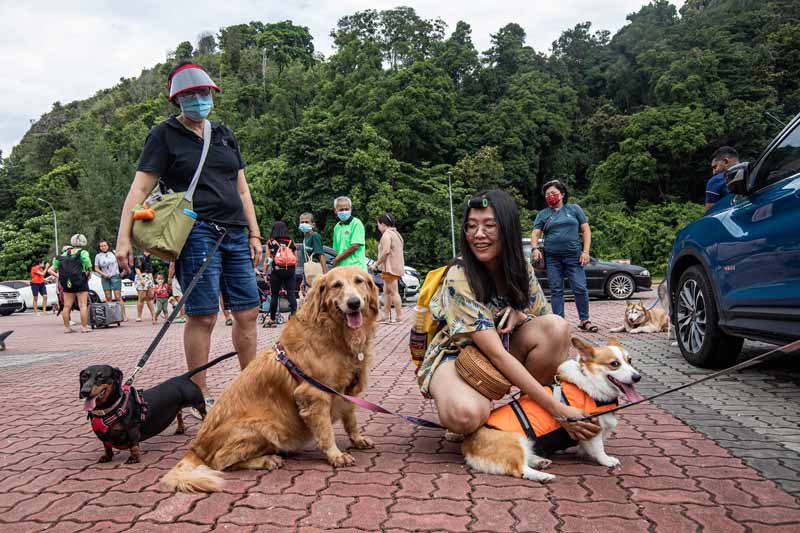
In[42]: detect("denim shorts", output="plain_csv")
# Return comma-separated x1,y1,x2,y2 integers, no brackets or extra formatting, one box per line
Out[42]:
101,274,122,292
175,220,259,316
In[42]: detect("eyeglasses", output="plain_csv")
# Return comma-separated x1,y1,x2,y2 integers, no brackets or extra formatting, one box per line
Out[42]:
176,87,212,101
464,221,499,237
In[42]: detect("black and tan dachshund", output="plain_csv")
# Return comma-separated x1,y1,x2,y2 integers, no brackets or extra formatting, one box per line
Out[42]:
79,352,236,464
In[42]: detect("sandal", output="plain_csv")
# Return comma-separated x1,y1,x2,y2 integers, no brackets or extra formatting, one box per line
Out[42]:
578,320,599,333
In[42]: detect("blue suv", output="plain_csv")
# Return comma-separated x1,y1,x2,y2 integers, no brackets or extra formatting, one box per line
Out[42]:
667,114,800,367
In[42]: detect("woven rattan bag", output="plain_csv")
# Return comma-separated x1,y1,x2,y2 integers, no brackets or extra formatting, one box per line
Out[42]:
455,345,512,400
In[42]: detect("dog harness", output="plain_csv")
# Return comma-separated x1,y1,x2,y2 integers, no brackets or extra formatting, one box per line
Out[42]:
89,385,148,449
485,381,618,456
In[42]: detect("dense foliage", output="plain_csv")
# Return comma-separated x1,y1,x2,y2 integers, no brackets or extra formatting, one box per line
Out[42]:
2,0,797,279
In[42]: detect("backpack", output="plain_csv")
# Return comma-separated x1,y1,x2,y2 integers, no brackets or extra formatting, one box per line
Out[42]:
57,251,86,290
409,264,454,370
273,240,297,268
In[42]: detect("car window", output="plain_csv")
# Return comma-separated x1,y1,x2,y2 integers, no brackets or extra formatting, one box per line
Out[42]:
757,123,800,188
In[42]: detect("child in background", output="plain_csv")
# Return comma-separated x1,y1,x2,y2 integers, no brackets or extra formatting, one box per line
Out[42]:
153,273,171,323
167,262,186,323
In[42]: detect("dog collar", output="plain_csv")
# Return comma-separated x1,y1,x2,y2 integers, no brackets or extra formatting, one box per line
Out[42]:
90,387,126,417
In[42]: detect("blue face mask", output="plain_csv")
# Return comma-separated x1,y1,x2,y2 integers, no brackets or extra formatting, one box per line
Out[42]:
179,93,213,121
298,223,312,233
337,210,351,222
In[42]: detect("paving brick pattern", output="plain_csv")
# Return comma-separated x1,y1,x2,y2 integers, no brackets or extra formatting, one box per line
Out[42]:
0,301,798,531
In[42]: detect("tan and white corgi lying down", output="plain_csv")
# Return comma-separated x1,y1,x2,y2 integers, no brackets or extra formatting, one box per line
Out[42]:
462,337,643,482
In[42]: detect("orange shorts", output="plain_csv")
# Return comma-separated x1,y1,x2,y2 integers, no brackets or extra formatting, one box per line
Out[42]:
380,273,401,282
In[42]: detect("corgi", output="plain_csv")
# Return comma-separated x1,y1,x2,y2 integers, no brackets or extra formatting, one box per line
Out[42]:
462,337,643,482
610,300,669,334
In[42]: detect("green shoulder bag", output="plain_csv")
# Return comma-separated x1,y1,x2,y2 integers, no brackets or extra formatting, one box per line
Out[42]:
132,120,211,262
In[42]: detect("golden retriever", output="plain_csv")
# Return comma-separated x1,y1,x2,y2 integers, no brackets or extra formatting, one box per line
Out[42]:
163,266,380,492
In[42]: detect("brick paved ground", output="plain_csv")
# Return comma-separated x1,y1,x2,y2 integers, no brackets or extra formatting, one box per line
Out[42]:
1,299,799,532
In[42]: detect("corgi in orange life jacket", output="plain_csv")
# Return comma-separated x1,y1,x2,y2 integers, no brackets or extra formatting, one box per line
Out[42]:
462,337,644,482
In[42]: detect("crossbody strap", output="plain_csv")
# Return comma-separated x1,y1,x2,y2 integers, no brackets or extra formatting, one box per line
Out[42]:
183,119,212,202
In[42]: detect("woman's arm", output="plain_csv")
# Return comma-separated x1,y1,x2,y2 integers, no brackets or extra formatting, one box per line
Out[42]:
116,171,159,273
531,228,543,262
375,233,390,269
579,223,591,266
236,169,263,268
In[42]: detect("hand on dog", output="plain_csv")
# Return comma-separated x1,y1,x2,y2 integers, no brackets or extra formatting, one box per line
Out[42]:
556,405,601,441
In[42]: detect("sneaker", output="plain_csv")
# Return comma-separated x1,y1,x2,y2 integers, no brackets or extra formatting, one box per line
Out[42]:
190,398,215,420
174,317,187,323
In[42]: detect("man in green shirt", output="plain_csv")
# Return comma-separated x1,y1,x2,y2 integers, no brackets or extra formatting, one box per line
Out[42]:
332,196,367,271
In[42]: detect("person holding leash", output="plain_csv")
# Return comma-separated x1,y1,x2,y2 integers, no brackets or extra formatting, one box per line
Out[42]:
418,190,600,441
531,180,598,333
116,62,262,419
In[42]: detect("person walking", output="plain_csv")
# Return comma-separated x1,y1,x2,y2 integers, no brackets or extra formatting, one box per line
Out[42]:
51,234,92,333
531,180,598,332
116,62,261,419
167,262,186,324
134,251,157,324
94,240,127,321
30,259,48,316
332,196,367,271
153,273,171,323
264,221,297,327
373,212,405,324
298,212,327,292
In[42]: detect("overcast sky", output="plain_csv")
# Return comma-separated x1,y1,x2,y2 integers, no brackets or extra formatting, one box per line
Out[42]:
0,0,683,158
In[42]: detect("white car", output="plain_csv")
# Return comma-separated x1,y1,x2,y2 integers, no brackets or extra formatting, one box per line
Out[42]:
4,280,58,311
365,258,420,301
0,284,23,316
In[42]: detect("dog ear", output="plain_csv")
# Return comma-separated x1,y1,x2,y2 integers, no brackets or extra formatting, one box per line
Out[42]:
112,367,123,384
298,278,326,322
366,277,379,316
571,336,595,360
608,337,623,348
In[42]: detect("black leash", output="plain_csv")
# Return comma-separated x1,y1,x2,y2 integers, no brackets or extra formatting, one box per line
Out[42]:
562,338,800,423
125,229,226,386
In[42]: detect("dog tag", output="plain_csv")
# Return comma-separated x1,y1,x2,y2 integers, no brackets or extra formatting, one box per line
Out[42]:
357,352,364,361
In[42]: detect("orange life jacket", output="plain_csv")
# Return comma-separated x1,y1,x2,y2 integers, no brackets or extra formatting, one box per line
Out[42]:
485,381,618,456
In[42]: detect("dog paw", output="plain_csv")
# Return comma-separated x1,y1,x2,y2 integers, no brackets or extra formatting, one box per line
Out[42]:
598,456,620,468
98,455,113,463
329,452,356,467
529,457,552,470
523,466,556,483
349,435,374,449
125,456,140,465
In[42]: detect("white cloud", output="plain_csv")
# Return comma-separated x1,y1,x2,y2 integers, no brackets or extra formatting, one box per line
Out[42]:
0,0,684,157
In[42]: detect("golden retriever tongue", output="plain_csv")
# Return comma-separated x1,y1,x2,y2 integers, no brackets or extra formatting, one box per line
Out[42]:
84,395,97,412
346,311,363,329
619,382,645,403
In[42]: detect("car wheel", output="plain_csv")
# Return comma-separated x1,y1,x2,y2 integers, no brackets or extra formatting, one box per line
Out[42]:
0,310,14,317
675,266,743,368
605,273,635,300
17,302,27,313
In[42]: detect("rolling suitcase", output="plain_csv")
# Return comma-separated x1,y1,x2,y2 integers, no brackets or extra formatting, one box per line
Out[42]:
90,301,123,328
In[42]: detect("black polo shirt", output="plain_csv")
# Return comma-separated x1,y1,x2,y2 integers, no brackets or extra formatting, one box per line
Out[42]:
137,116,247,227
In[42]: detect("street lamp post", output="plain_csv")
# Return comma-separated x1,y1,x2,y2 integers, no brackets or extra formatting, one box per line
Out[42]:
37,198,58,255
447,171,456,258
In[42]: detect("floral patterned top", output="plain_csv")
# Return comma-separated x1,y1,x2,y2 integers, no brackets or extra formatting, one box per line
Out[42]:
417,263,549,397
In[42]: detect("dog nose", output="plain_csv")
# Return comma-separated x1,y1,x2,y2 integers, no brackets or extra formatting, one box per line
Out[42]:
347,297,361,311
632,373,641,383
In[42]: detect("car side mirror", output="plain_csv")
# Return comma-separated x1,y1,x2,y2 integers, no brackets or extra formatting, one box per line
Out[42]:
724,162,750,195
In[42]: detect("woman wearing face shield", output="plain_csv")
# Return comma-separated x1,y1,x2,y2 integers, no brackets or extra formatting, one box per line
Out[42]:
115,62,262,419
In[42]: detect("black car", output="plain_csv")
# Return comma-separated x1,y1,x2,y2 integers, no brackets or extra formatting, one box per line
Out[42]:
522,239,652,300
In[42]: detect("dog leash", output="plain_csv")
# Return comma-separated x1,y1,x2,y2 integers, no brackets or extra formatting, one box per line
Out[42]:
274,345,446,429
561,338,800,423
126,229,227,386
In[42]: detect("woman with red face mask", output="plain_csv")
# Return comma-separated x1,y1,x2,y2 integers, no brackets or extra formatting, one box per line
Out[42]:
531,180,598,332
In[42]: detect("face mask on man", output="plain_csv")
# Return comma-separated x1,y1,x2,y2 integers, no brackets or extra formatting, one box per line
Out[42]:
298,223,312,233
337,210,351,222
545,194,561,208
179,93,214,121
